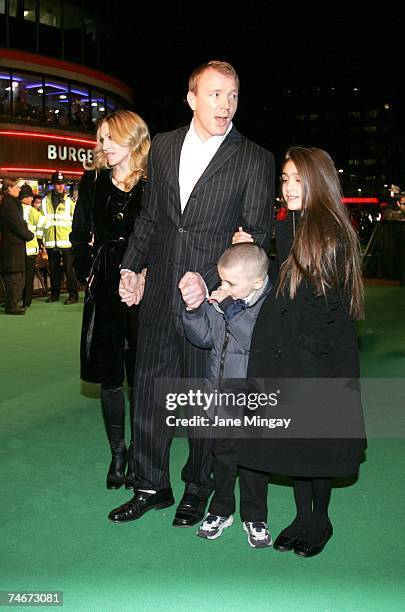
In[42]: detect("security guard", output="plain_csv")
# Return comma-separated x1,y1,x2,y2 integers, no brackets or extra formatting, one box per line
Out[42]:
19,183,42,307
40,171,78,304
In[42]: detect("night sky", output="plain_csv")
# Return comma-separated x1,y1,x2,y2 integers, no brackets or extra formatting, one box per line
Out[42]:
118,1,403,123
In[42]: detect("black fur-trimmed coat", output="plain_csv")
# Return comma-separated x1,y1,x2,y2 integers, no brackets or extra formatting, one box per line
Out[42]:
70,169,144,385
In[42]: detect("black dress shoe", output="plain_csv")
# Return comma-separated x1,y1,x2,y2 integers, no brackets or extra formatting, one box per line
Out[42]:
273,533,303,552
294,522,333,558
172,493,207,527
108,488,175,523
64,297,78,304
46,296,59,302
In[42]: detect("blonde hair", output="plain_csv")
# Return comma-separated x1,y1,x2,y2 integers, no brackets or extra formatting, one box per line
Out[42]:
0,177,18,202
88,110,150,191
218,243,269,279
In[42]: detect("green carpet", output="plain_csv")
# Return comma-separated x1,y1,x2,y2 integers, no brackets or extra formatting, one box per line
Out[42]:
1,288,404,611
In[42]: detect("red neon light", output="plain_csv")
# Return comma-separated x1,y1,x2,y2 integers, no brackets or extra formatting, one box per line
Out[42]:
1,167,84,176
0,130,96,146
342,197,379,204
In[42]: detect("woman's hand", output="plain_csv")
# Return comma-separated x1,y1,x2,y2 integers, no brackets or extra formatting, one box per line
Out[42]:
232,226,253,244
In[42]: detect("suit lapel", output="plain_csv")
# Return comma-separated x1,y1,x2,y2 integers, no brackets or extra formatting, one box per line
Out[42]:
170,126,188,207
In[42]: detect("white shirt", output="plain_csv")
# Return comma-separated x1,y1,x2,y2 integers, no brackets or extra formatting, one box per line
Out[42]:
179,119,232,213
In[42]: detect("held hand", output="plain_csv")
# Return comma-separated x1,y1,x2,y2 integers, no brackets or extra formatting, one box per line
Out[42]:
232,226,253,244
179,271,206,310
208,286,232,304
119,272,144,306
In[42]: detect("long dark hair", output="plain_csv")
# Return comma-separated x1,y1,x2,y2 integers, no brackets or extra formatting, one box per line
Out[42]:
277,147,364,319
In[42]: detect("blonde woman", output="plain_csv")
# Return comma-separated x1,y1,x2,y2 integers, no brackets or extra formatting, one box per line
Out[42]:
70,110,150,490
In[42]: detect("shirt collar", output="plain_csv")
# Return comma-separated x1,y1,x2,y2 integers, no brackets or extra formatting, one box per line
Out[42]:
188,118,233,145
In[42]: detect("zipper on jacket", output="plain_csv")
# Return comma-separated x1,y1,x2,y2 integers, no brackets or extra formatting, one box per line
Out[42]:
218,331,230,389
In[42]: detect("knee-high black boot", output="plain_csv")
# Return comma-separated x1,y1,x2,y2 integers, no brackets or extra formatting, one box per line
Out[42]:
125,387,135,489
101,385,127,489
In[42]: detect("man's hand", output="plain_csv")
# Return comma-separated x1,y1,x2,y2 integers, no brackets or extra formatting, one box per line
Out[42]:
179,271,206,310
119,271,145,306
232,226,253,244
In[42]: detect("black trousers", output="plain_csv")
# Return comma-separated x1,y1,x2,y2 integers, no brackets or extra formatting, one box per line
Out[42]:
2,271,25,310
131,317,213,497
23,255,36,307
209,438,269,521
47,248,78,298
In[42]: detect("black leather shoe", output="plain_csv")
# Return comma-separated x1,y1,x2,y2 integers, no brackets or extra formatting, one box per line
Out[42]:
64,297,78,304
46,296,59,302
273,533,303,552
108,488,175,523
294,522,333,557
172,493,207,527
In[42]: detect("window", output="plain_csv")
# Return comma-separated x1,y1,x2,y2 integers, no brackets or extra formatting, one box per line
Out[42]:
39,0,61,27
63,1,82,64
106,97,116,115
364,126,377,133
11,72,44,121
364,159,376,166
90,90,106,126
24,0,36,22
365,110,378,118
44,79,69,126
0,71,11,117
70,83,90,129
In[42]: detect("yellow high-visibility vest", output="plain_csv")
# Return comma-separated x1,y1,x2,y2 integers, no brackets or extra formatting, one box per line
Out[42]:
40,193,75,249
22,204,42,256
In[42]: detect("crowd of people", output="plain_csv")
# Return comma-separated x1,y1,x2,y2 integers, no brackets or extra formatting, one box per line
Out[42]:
0,172,79,314
1,60,369,558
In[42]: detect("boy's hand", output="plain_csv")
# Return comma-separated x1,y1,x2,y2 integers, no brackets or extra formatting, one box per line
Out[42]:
232,226,253,244
208,286,232,304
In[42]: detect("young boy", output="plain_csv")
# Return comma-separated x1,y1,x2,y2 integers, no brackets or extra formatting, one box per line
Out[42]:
180,242,272,548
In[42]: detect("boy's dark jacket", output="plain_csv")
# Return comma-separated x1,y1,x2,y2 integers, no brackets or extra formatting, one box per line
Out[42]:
182,276,271,392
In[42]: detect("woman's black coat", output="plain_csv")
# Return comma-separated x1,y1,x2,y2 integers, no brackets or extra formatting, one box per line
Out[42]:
239,212,366,477
70,169,143,386
0,195,34,272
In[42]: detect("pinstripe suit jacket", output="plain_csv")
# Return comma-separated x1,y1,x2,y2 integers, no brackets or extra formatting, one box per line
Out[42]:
122,124,275,325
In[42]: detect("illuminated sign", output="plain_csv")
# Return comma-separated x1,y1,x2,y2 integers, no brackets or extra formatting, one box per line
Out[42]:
0,130,96,178
47,145,93,163
342,197,379,204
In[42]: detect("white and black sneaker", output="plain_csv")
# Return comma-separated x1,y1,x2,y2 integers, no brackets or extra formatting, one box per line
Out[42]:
197,513,234,539
243,522,272,548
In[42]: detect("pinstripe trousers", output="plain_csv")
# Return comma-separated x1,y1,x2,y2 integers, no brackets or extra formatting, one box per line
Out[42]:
130,315,213,497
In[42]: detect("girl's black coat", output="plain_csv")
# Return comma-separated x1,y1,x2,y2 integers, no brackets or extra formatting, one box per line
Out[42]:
70,169,143,385
239,212,366,477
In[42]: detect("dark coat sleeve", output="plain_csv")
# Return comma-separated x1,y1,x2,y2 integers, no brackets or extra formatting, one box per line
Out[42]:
0,196,34,241
70,170,95,282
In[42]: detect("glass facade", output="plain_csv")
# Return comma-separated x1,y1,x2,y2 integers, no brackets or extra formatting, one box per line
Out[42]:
0,68,127,132
0,0,116,75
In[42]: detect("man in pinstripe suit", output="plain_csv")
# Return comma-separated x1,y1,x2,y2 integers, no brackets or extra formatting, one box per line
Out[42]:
109,61,274,527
